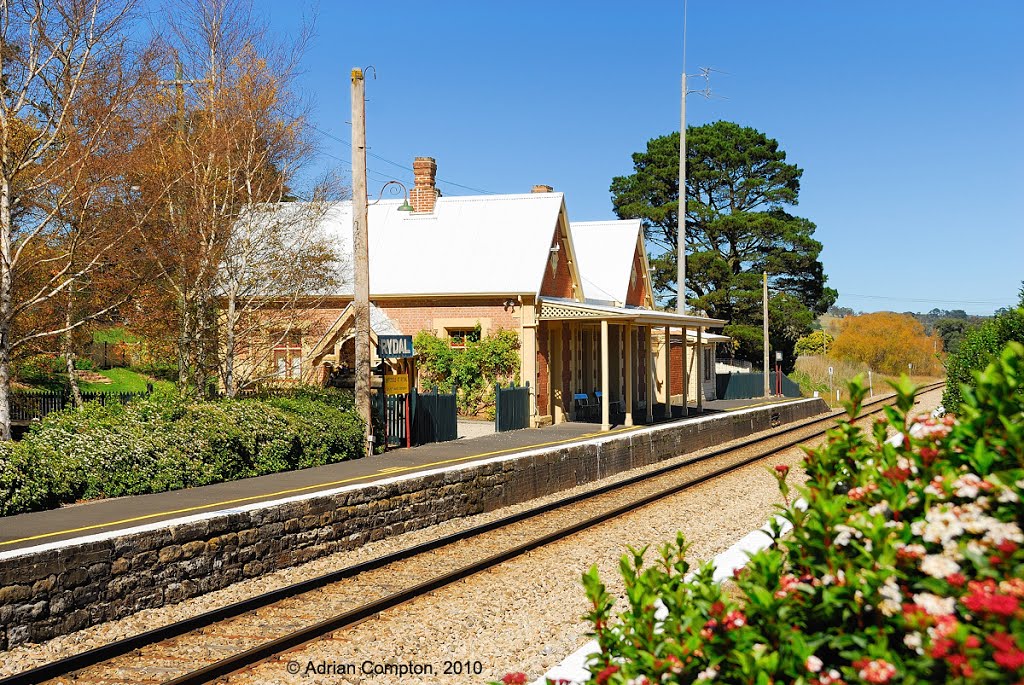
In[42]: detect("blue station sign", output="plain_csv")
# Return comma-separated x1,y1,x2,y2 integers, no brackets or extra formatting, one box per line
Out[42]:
377,335,414,359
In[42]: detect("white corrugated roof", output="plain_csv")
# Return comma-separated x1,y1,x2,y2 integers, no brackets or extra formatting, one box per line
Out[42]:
316,193,566,296
571,220,643,305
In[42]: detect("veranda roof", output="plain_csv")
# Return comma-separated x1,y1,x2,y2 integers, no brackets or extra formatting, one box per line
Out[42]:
538,297,726,329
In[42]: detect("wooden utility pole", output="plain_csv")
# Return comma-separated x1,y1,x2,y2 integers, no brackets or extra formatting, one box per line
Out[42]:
763,271,770,398
351,68,372,454
677,69,687,316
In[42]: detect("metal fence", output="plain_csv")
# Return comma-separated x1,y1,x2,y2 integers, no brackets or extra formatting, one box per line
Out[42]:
494,382,530,432
411,386,457,445
372,386,457,450
715,372,802,400
11,389,152,422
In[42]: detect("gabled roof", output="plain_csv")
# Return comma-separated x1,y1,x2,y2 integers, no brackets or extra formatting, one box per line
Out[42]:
571,220,646,305
307,303,404,363
315,192,571,296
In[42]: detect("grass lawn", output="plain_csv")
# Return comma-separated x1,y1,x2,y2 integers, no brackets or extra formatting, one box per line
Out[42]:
78,368,174,394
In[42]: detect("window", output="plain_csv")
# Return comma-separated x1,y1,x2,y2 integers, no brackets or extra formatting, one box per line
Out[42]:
448,328,480,350
272,331,303,380
704,348,713,381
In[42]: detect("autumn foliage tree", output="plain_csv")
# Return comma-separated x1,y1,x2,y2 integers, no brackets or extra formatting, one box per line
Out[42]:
830,312,943,376
0,0,157,438
131,0,338,396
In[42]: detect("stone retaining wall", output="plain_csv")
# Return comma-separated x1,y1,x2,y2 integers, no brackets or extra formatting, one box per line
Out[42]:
0,398,828,650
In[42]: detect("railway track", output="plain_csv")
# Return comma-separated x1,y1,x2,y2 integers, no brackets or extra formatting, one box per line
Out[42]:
2,383,943,685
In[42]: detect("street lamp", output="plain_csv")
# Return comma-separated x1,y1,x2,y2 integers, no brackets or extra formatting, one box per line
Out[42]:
373,180,413,212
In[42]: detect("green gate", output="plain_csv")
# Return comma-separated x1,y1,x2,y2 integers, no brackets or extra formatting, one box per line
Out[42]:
494,382,530,432
715,372,802,400
411,386,457,445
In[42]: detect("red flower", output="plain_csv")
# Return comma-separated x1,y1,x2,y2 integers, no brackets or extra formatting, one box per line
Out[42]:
988,632,1019,653
502,673,528,685
946,573,966,588
854,659,896,684
964,635,981,649
710,600,725,615
931,638,955,659
722,610,747,630
998,540,1018,555
990,554,1004,566
775,464,790,475
995,649,1024,670
881,466,910,482
595,665,620,684
919,447,939,465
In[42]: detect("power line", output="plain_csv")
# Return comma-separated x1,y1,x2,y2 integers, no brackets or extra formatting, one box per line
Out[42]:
288,111,497,195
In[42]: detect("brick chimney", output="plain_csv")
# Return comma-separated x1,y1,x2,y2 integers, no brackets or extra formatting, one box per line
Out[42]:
409,157,438,213
532,184,553,193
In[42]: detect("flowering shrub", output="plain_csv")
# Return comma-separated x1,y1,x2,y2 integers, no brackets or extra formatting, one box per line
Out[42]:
0,389,363,516
512,341,1022,685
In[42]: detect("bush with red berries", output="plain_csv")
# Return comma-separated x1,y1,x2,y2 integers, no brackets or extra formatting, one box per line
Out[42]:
499,341,1024,685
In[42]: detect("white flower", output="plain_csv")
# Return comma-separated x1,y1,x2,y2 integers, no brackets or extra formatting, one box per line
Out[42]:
921,554,961,579
904,632,924,654
913,592,956,616
998,488,1020,503
879,577,902,616
953,473,984,499
697,667,718,681
806,655,823,673
833,524,859,547
982,520,1024,547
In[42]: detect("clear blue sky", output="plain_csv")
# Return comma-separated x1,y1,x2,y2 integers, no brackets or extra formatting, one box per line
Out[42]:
248,0,1022,316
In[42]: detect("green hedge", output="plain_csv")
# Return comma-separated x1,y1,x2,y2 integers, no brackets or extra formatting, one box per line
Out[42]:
0,388,363,516
496,342,1023,685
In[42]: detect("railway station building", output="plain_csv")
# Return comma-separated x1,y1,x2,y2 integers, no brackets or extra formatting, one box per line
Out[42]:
253,157,728,430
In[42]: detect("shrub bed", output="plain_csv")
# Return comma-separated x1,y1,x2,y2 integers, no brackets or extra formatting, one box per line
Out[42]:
508,342,1023,684
0,387,363,516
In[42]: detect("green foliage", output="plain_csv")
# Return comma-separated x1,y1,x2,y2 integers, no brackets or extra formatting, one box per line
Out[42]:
610,122,837,372
557,342,1024,685
795,330,835,356
76,368,169,393
943,289,1024,410
0,388,363,515
92,327,141,345
414,327,520,417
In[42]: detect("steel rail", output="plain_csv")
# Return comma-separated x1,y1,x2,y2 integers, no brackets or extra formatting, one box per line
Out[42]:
2,383,943,685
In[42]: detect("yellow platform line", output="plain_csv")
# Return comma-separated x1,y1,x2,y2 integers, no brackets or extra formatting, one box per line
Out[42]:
0,425,640,549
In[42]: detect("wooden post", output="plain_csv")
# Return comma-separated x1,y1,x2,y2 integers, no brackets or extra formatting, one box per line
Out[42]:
763,271,770,398
645,326,654,423
664,325,672,419
696,326,703,413
600,319,610,431
624,324,633,426
351,68,372,455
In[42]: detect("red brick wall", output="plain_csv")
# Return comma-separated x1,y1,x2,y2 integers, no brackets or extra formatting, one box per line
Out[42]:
625,245,648,307
377,298,519,337
671,339,684,395
638,330,646,400
539,223,575,299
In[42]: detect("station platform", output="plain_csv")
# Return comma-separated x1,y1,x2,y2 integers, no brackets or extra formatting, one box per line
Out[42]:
0,395,795,554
